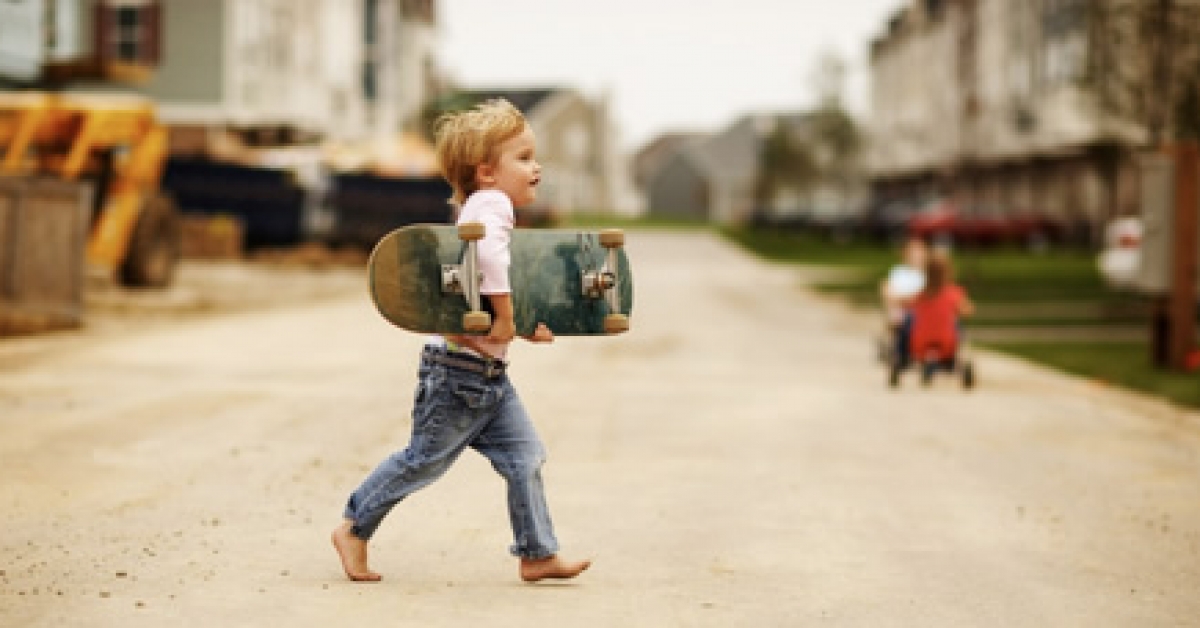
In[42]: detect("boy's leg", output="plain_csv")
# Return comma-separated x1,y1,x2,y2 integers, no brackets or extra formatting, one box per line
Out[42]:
471,379,590,582
896,311,913,368
335,363,490,580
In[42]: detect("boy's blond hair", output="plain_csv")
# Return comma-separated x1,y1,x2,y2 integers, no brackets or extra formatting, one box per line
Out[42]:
433,98,527,206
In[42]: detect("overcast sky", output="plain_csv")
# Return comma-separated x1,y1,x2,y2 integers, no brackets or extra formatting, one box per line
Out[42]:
438,1,904,152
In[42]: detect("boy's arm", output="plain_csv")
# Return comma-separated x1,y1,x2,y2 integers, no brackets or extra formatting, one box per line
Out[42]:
485,294,516,343
957,289,975,317
959,296,975,317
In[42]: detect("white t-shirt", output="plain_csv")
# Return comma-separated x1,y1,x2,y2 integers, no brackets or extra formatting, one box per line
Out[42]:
431,189,514,359
883,264,926,324
886,265,925,299
457,190,514,295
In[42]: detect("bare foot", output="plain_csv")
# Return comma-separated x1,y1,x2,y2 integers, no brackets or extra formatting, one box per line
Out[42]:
519,555,591,583
331,520,381,582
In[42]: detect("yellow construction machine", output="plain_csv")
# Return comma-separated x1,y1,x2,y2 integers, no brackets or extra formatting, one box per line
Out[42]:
0,91,179,287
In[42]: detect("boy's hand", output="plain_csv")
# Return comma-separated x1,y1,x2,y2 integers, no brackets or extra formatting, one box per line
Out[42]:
524,323,554,343
487,317,517,344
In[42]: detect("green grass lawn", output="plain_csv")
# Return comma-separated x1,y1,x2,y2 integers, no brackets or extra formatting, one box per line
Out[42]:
723,226,1141,319
721,227,897,268
989,342,1200,409
722,226,1200,409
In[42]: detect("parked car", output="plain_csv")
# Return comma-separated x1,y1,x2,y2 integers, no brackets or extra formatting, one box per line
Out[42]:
797,203,864,243
858,197,925,244
907,200,1065,248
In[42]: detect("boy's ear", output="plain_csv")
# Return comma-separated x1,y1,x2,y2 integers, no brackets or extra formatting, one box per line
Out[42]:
476,162,495,186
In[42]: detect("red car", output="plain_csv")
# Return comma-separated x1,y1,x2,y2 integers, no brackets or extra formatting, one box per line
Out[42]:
908,200,1062,247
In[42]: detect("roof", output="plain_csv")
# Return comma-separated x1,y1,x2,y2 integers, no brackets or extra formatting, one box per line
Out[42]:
634,132,709,187
675,111,819,188
459,88,558,114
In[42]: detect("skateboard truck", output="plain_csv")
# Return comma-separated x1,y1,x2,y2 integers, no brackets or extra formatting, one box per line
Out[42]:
441,222,491,333
582,229,630,334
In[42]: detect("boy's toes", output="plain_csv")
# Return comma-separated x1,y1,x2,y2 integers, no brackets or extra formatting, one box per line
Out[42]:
331,523,382,582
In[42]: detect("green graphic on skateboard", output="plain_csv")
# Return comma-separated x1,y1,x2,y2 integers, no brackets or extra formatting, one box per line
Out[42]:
368,223,633,336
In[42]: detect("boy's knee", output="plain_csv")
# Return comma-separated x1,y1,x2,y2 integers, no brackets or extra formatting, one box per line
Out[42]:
499,451,545,480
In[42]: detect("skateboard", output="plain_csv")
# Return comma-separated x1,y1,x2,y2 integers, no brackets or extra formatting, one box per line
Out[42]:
368,223,633,336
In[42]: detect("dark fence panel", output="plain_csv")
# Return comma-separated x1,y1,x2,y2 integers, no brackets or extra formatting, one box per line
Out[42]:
329,174,453,248
163,158,306,248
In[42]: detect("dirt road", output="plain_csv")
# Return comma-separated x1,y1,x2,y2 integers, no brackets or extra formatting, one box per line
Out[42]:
2,232,1199,627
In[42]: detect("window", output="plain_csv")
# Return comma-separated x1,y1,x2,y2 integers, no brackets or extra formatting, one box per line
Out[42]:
362,0,379,101
95,1,161,66
113,7,140,61
1040,0,1088,85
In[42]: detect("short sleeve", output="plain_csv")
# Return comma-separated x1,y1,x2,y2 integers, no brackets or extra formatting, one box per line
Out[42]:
458,191,513,294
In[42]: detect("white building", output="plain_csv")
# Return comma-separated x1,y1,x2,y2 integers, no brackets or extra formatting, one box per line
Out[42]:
149,0,437,145
867,0,1170,232
1,0,439,147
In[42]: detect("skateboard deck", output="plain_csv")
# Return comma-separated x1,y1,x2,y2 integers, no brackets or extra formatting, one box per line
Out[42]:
368,225,633,336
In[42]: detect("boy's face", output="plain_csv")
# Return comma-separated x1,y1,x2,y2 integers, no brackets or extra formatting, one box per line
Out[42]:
903,239,927,267
478,127,541,207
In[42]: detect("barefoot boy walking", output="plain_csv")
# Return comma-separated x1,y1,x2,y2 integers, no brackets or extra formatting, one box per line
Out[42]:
332,99,590,583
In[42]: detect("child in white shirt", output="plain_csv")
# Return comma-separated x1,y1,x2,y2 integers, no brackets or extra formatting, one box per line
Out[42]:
332,99,590,583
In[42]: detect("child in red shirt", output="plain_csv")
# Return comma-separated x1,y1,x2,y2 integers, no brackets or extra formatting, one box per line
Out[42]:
909,252,974,365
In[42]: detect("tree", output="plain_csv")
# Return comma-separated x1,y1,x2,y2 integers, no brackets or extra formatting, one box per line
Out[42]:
754,51,864,218
754,121,817,212
809,50,848,111
1089,0,1200,146
1090,0,1200,370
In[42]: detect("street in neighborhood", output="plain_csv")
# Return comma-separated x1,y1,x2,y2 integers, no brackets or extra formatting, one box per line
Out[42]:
1,231,1199,627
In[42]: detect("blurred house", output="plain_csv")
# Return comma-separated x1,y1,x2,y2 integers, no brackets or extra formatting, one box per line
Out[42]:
1,0,162,85
868,0,1176,236
158,0,438,151
633,132,708,220
1,0,440,152
460,87,634,216
639,113,864,225
638,132,711,222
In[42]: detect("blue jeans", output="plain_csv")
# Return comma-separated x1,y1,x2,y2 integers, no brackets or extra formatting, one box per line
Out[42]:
894,312,913,367
343,346,559,559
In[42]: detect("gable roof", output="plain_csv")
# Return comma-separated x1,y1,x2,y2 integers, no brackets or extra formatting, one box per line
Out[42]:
458,88,558,114
677,111,817,188
634,131,709,187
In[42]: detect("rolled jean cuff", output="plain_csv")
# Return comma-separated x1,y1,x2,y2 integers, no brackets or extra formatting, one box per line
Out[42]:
344,507,380,541
510,544,558,560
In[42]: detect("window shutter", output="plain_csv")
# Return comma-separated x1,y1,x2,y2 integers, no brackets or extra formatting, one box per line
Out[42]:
143,1,162,65
93,1,112,65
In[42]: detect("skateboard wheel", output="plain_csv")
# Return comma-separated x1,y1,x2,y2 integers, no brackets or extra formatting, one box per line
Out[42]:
463,310,491,332
598,229,624,248
603,313,629,334
458,222,486,241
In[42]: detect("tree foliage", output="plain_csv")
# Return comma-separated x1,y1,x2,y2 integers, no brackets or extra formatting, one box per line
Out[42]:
755,123,817,207
1089,0,1200,144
